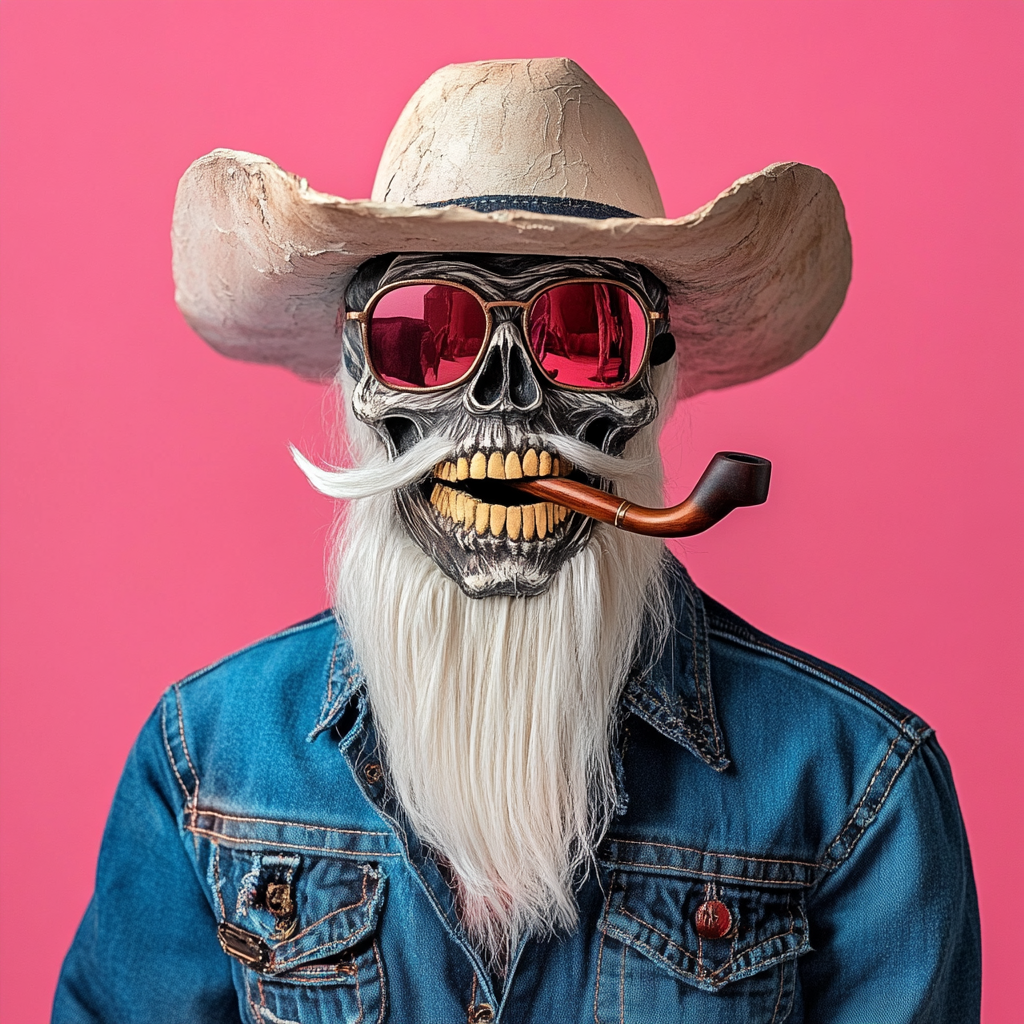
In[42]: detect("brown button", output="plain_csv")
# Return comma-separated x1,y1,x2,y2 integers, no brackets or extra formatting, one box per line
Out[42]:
694,899,732,939
468,1005,494,1024
364,762,383,784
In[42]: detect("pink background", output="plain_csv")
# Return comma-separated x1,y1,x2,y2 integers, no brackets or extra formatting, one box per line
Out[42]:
1,2,1021,1019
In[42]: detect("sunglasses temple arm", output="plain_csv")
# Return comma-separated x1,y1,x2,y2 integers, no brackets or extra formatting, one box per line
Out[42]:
507,452,771,539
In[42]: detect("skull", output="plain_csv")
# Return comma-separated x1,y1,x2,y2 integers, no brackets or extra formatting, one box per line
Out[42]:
343,253,674,598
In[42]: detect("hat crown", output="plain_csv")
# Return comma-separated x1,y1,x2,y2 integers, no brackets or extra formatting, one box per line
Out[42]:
371,58,665,218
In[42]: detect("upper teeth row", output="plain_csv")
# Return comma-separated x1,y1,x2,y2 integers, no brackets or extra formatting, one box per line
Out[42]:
434,448,571,482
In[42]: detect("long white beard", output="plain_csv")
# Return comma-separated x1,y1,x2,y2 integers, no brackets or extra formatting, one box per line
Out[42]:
303,369,679,966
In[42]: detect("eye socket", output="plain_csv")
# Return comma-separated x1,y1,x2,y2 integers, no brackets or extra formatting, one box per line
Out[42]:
367,284,487,388
527,283,648,390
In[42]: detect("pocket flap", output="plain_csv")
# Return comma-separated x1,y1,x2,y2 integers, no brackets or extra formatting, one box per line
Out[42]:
213,846,385,975
599,839,812,992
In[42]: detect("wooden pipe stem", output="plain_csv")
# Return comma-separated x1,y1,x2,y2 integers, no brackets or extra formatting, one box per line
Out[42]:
508,452,771,538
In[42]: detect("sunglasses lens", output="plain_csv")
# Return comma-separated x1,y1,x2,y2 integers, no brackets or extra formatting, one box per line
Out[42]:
367,284,487,388
529,283,648,389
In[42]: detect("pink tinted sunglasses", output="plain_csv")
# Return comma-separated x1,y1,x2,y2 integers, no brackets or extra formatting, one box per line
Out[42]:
346,278,665,393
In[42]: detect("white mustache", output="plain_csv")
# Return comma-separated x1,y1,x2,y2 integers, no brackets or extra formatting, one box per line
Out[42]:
293,431,647,502
291,435,452,500
538,432,657,481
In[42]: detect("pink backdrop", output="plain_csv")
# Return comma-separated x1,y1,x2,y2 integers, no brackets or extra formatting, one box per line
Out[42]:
1,2,1021,1019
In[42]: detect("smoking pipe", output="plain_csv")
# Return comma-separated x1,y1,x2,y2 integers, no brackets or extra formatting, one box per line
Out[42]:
508,452,772,538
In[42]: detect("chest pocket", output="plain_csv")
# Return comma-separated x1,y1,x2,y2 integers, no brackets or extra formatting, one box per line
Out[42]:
596,840,813,1024
209,843,387,1024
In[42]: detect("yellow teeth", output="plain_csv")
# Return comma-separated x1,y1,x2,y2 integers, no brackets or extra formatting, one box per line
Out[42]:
428,448,574,540
506,505,522,541
522,504,536,541
475,501,490,535
489,504,506,537
428,483,570,541
433,449,572,484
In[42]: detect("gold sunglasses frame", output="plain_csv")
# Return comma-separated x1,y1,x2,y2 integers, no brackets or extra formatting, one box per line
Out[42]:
345,277,666,394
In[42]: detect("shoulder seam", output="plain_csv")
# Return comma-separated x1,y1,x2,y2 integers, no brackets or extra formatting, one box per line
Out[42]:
707,623,927,740
817,728,926,876
174,611,336,691
159,687,200,828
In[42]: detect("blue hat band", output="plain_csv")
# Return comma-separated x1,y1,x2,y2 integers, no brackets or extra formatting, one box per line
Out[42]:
420,194,639,220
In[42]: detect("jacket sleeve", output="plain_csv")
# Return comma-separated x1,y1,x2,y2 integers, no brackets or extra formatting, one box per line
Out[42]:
52,701,240,1023
799,733,981,1023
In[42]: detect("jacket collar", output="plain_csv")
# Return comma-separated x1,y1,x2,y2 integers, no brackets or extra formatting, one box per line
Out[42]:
312,554,728,771
621,556,729,771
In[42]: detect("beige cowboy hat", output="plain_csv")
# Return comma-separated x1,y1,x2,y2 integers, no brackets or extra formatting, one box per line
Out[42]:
171,58,851,396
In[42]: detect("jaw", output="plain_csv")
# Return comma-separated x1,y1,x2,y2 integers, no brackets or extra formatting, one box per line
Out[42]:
395,440,599,598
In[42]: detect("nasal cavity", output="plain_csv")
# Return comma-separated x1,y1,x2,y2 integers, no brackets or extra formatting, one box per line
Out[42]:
506,343,540,410
468,344,505,409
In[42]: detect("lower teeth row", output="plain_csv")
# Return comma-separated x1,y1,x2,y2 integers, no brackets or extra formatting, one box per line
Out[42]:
429,484,569,540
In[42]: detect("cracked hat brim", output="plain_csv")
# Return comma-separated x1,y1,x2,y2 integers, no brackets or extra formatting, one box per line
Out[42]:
171,149,851,396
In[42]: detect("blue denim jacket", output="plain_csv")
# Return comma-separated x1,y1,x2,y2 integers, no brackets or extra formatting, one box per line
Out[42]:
54,559,980,1023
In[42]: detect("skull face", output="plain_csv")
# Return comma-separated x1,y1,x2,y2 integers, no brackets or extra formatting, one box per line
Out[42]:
343,253,672,598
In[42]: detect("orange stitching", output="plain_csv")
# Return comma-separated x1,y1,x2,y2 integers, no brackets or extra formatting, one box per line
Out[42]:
617,937,626,1024
194,808,391,838
593,876,614,1024
373,938,386,1024
246,991,261,1024
874,745,917,811
824,733,904,864
185,825,401,857
173,684,200,824
276,896,368,949
769,960,785,1024
603,860,809,885
850,734,901,820
769,898,795,1023
605,921,720,986
272,918,376,969
282,869,372,943
174,684,200,787
160,702,191,802
828,741,919,868
604,922,700,983
613,902,799,982
174,613,334,694
605,837,816,868
611,911,803,991
352,942,365,1024
708,627,925,737
243,966,262,1023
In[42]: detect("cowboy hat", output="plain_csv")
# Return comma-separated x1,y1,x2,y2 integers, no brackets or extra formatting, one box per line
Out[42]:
171,58,851,396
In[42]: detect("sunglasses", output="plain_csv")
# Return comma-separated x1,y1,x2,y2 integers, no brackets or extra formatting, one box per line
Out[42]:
346,278,665,393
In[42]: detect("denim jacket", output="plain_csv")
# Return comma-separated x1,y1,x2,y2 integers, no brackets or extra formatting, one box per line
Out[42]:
54,559,980,1023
